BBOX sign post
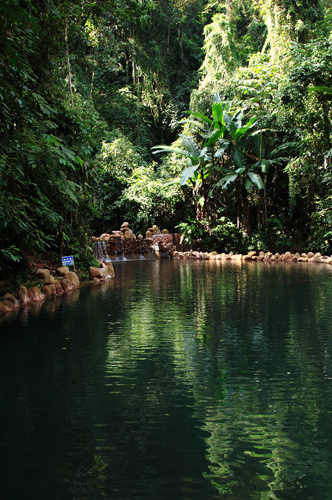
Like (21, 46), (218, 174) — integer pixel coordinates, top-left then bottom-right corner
(62, 255), (75, 271)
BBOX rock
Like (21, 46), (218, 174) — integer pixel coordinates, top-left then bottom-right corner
(89, 266), (104, 280)
(124, 230), (133, 240)
(106, 263), (114, 276)
(301, 253), (308, 258)
(45, 274), (55, 284)
(28, 287), (45, 302)
(36, 268), (50, 280)
(146, 230), (152, 238)
(275, 253), (281, 259)
(284, 251), (292, 260)
(64, 272), (79, 288)
(54, 280), (64, 295)
(100, 233), (112, 241)
(243, 255), (252, 261)
(2, 293), (20, 308)
(308, 252), (315, 258)
(2, 299), (17, 311)
(61, 279), (72, 292)
(294, 252), (301, 259)
(0, 301), (13, 313)
(56, 266), (69, 276)
(121, 222), (129, 228)
(41, 285), (56, 299)
(257, 255), (265, 261)
(248, 251), (256, 257)
(15, 286), (30, 305)
(162, 229), (169, 234)
(266, 252), (273, 259)
(137, 234), (143, 240)
(313, 252), (322, 261)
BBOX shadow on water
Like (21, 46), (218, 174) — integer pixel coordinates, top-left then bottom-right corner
(1, 260), (332, 499)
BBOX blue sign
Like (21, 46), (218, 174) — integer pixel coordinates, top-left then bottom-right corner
(62, 255), (74, 267)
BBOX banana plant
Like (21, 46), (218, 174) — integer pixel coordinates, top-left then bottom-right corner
(152, 93), (265, 230)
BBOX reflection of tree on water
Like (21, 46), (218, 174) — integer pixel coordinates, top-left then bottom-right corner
(3, 260), (331, 499)
(77, 261), (332, 499)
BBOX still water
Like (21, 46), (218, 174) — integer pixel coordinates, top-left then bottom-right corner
(1, 259), (332, 500)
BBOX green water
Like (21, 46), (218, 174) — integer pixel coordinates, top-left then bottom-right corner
(1, 259), (332, 500)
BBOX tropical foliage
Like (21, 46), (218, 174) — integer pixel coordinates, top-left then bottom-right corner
(1, 0), (332, 275)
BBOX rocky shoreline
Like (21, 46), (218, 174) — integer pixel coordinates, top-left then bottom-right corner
(0, 262), (116, 321)
(1, 245), (330, 322)
(171, 250), (332, 262)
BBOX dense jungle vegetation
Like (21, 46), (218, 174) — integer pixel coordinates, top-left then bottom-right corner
(1, 0), (332, 276)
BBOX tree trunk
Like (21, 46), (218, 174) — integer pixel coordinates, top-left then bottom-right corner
(65, 20), (74, 106)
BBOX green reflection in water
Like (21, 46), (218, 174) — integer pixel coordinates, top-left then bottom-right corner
(1, 260), (332, 499)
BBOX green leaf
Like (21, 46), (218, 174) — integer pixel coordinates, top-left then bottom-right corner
(261, 159), (270, 173)
(244, 178), (253, 190)
(308, 86), (332, 94)
(152, 145), (189, 156)
(180, 165), (199, 185)
(188, 111), (212, 125)
(215, 141), (229, 158)
(233, 147), (245, 169)
(180, 135), (200, 159)
(205, 128), (224, 147)
(247, 172), (264, 190)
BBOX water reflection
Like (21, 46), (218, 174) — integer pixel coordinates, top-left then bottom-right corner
(1, 260), (332, 499)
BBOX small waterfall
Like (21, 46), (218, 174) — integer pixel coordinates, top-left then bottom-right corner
(120, 240), (127, 261)
(94, 241), (109, 262)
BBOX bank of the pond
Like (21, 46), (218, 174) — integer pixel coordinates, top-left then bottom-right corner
(171, 249), (331, 263)
(1, 248), (330, 322)
(0, 262), (116, 321)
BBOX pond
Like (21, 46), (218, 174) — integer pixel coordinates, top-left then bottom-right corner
(1, 259), (332, 500)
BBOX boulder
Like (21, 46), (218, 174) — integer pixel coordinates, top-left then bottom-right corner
(162, 229), (169, 234)
(36, 268), (50, 280)
(124, 230), (133, 240)
(89, 266), (104, 280)
(2, 293), (20, 308)
(308, 252), (315, 258)
(64, 272), (80, 288)
(313, 252), (322, 261)
(15, 286), (30, 306)
(28, 287), (45, 302)
(248, 251), (256, 257)
(41, 284), (56, 298)
(56, 266), (69, 276)
(54, 280), (64, 295)
(45, 274), (55, 284)
(243, 255), (252, 261)
(61, 279), (72, 292)
(0, 301), (13, 313)
(2, 299), (17, 311)
(100, 233), (112, 241)
(146, 230), (152, 238)
(121, 222), (129, 228)
(106, 263), (114, 276)
(284, 251), (292, 260)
